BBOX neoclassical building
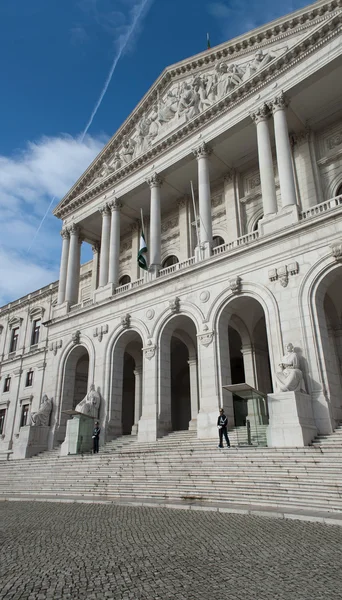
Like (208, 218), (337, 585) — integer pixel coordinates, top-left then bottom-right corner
(1, 0), (342, 457)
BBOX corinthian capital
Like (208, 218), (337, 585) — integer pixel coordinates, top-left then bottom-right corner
(269, 91), (289, 113)
(99, 203), (111, 216)
(192, 142), (212, 160)
(69, 223), (80, 235)
(146, 173), (163, 188)
(60, 227), (70, 240)
(250, 103), (270, 124)
(109, 197), (122, 211)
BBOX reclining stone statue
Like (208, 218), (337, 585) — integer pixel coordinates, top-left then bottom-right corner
(275, 343), (306, 393)
(30, 394), (53, 426)
(74, 384), (101, 418)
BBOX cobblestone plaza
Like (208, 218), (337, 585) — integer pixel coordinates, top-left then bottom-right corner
(1, 501), (342, 600)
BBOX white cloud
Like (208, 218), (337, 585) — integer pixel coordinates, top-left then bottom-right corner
(0, 134), (106, 305)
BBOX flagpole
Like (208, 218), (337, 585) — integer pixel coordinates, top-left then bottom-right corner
(190, 180), (200, 247)
(140, 208), (145, 237)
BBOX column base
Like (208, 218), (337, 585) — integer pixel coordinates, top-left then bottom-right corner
(197, 410), (218, 439)
(137, 416), (157, 443)
(93, 283), (114, 303)
(52, 301), (70, 318)
(259, 204), (300, 236)
(188, 418), (197, 431)
(266, 391), (317, 447)
(131, 424), (138, 435)
(148, 264), (160, 279)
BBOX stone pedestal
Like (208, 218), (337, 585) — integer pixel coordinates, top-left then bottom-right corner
(259, 204), (300, 236)
(60, 413), (94, 456)
(12, 425), (50, 459)
(93, 284), (114, 303)
(266, 391), (317, 447)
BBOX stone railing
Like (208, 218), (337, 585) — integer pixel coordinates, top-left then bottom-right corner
(301, 194), (342, 220)
(159, 256), (196, 277)
(115, 278), (144, 296)
(213, 231), (259, 256)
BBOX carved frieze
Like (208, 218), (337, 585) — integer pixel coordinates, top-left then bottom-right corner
(93, 325), (109, 342)
(169, 297), (180, 313)
(268, 261), (299, 286)
(161, 216), (179, 233)
(228, 276), (242, 294)
(330, 240), (342, 261)
(198, 331), (214, 347)
(71, 330), (81, 345)
(327, 132), (342, 151)
(121, 314), (131, 329)
(212, 193), (224, 208)
(49, 340), (62, 356)
(143, 340), (156, 360)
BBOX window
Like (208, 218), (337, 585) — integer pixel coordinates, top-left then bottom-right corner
(9, 327), (19, 353)
(336, 184), (342, 197)
(119, 275), (131, 286)
(31, 319), (41, 346)
(212, 236), (225, 248)
(0, 409), (6, 435)
(162, 255), (179, 268)
(253, 216), (263, 232)
(25, 370), (34, 387)
(3, 377), (11, 393)
(20, 404), (29, 428)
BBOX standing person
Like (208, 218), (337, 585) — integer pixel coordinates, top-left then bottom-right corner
(217, 408), (230, 448)
(92, 421), (101, 454)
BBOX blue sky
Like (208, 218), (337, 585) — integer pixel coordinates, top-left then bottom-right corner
(0, 0), (309, 304)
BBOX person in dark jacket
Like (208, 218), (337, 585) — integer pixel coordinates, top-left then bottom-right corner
(92, 421), (101, 454)
(217, 408), (230, 448)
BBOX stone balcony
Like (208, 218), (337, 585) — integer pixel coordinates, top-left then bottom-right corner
(52, 194), (342, 321)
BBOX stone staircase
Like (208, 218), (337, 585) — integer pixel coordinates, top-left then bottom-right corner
(1, 427), (342, 514)
(311, 422), (342, 447)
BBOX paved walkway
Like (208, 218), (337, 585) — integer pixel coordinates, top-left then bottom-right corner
(1, 501), (342, 600)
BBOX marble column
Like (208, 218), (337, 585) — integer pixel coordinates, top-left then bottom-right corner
(146, 173), (162, 275)
(108, 198), (122, 286)
(193, 142), (213, 255)
(98, 204), (111, 287)
(65, 224), (81, 305)
(270, 93), (297, 208)
(130, 221), (140, 280)
(57, 228), (70, 304)
(250, 104), (277, 216)
(131, 366), (143, 435)
(91, 243), (100, 293)
(240, 344), (257, 388)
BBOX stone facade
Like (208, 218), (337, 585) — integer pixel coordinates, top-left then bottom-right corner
(1, 0), (342, 456)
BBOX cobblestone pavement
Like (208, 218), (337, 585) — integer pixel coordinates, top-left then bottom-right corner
(1, 502), (342, 600)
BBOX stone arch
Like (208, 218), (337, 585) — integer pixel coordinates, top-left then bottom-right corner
(157, 313), (199, 435)
(325, 171), (342, 200)
(212, 288), (275, 427)
(107, 328), (144, 441)
(299, 255), (342, 432)
(151, 301), (204, 339)
(53, 343), (91, 445)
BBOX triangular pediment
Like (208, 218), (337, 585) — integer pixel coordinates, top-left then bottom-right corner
(55, 0), (342, 218)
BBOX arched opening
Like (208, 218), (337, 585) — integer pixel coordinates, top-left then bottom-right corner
(315, 265), (342, 424)
(58, 345), (90, 443)
(335, 183), (342, 197)
(162, 255), (179, 268)
(253, 215), (263, 232)
(171, 337), (191, 431)
(159, 315), (198, 436)
(217, 296), (272, 441)
(212, 235), (225, 248)
(119, 275), (131, 286)
(109, 332), (143, 439)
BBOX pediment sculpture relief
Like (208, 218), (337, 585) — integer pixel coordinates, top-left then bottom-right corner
(89, 45), (288, 188)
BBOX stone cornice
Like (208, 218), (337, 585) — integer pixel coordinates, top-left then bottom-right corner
(54, 4), (342, 219)
(0, 284), (58, 317)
